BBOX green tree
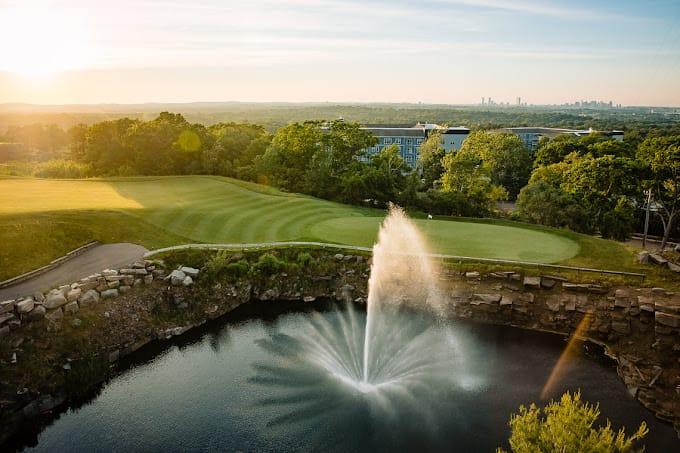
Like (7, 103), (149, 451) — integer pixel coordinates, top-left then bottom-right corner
(236, 134), (272, 181)
(440, 148), (507, 216)
(257, 121), (323, 193)
(561, 154), (639, 240)
(534, 135), (587, 166)
(68, 123), (88, 161)
(205, 122), (266, 176)
(363, 144), (408, 205)
(637, 135), (680, 249)
(417, 131), (446, 189)
(82, 118), (139, 173)
(458, 131), (532, 198)
(515, 181), (592, 233)
(498, 391), (648, 453)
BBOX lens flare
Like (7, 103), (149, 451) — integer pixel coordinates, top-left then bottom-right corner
(540, 314), (592, 399)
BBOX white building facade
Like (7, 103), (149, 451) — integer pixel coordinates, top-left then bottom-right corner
(360, 123), (470, 167)
(502, 127), (624, 152)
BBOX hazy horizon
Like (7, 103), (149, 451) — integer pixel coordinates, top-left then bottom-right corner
(1, 0), (679, 106)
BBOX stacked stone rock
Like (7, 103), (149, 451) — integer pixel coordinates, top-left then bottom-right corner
(0, 260), (166, 336)
(449, 272), (680, 348)
(637, 250), (680, 273)
(166, 266), (199, 287)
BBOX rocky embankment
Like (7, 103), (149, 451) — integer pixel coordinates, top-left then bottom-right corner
(1, 249), (679, 446)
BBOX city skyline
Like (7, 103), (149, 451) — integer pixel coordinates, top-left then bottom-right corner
(0, 0), (679, 106)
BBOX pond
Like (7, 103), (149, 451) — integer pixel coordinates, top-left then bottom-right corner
(14, 301), (678, 452)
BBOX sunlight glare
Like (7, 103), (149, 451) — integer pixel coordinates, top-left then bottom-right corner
(0, 5), (94, 78)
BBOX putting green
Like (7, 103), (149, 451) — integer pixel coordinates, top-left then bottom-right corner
(310, 216), (579, 263)
(1, 175), (583, 279)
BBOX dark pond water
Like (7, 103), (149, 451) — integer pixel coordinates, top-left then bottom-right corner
(14, 301), (679, 452)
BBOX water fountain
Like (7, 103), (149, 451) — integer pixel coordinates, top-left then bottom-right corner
(250, 205), (467, 447)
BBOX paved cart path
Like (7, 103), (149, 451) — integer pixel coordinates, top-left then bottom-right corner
(0, 243), (148, 301)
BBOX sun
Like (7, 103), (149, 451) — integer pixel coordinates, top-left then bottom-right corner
(0, 5), (93, 79)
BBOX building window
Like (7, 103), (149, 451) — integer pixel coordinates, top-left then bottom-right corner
(394, 138), (402, 144)
(383, 137), (392, 144)
(406, 138), (412, 145)
(415, 138), (423, 144)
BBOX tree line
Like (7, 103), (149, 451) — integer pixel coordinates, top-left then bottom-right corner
(3, 112), (678, 247)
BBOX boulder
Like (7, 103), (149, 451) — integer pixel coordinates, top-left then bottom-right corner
(119, 285), (131, 294)
(465, 271), (480, 279)
(648, 254), (668, 266)
(26, 305), (46, 322)
(57, 285), (70, 296)
(120, 268), (148, 275)
(66, 288), (82, 302)
(44, 291), (68, 309)
(107, 280), (120, 289)
(133, 278), (143, 287)
(78, 280), (99, 292)
(640, 303), (655, 314)
(169, 269), (186, 286)
(143, 274), (153, 285)
(32, 291), (45, 303)
(101, 289), (119, 299)
(180, 266), (199, 278)
(675, 244), (680, 253)
(45, 308), (64, 322)
(540, 277), (556, 289)
(16, 298), (35, 314)
(78, 289), (100, 306)
(0, 300), (15, 314)
(614, 297), (630, 309)
(637, 251), (650, 264)
(182, 276), (193, 287)
(562, 283), (590, 292)
(101, 269), (118, 276)
(523, 276), (541, 288)
(334, 254), (344, 261)
(64, 301), (79, 315)
(655, 312), (680, 328)
(654, 300), (680, 315)
(303, 296), (316, 303)
(0, 312), (16, 326)
(668, 262), (680, 273)
(545, 297), (561, 312)
(499, 296), (513, 307)
(471, 293), (502, 305)
(0, 325), (9, 337)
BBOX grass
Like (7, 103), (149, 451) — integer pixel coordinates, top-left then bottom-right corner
(0, 175), (667, 283)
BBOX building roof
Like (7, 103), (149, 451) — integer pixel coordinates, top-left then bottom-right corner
(362, 127), (426, 137)
(502, 127), (622, 137)
(362, 124), (470, 137)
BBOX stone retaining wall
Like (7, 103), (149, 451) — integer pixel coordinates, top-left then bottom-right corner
(1, 251), (679, 446)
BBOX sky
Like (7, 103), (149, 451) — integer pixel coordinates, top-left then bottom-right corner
(0, 0), (679, 106)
